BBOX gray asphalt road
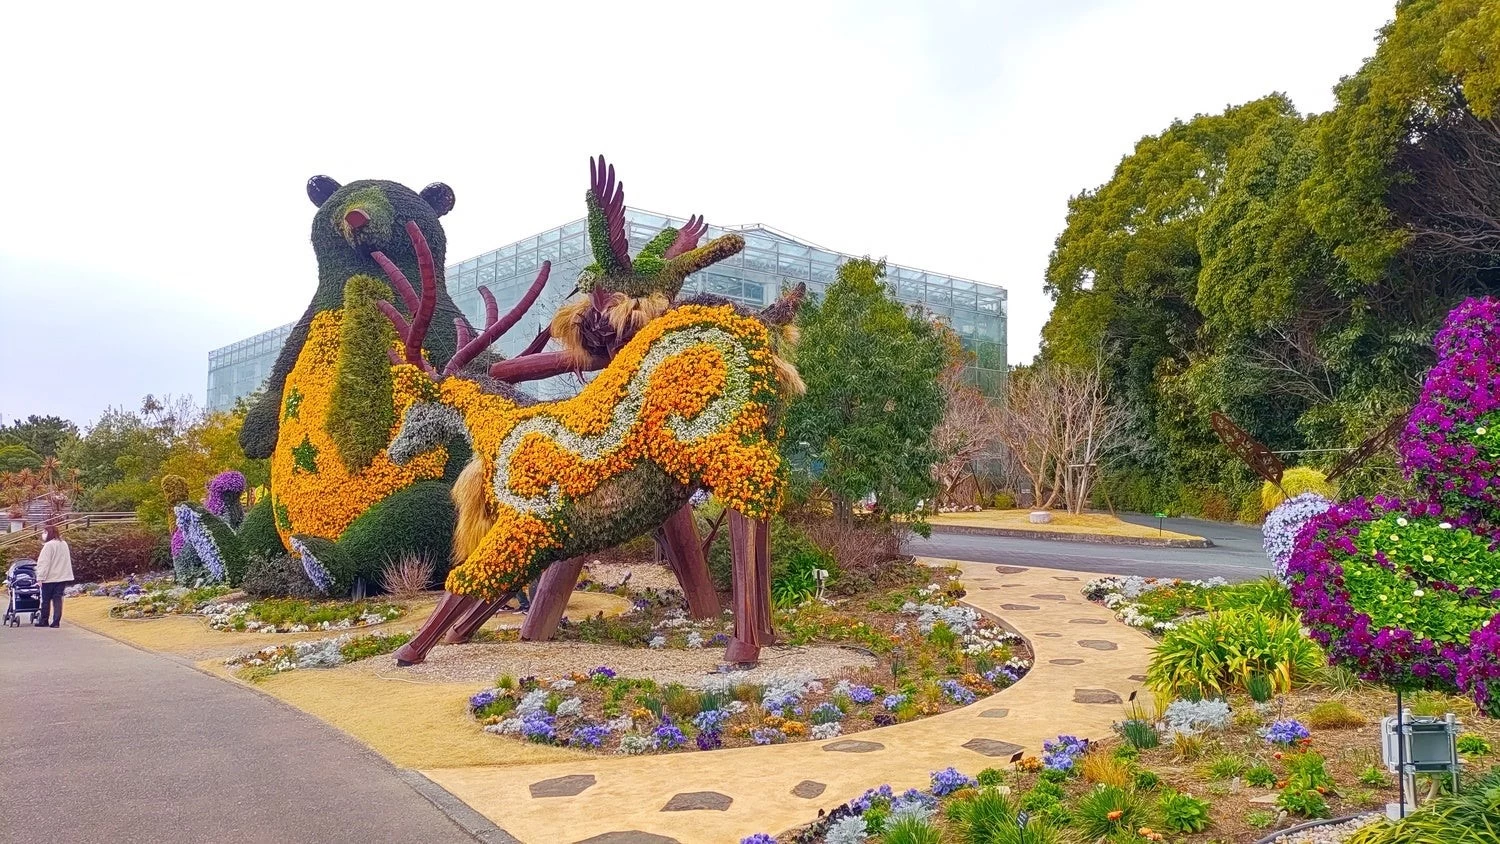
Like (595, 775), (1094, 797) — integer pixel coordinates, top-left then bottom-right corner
(0, 622), (481, 844)
(911, 513), (1272, 583)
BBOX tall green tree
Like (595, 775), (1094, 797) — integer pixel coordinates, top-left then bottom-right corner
(1039, 1), (1500, 517)
(0, 445), (43, 474)
(786, 258), (946, 520)
(0, 414), (78, 457)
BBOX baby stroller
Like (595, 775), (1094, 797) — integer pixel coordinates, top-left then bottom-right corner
(5, 560), (42, 627)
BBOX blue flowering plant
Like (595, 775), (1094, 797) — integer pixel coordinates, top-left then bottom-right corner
(1261, 719), (1312, 746)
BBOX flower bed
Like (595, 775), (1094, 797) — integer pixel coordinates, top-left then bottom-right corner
(200, 597), (404, 633)
(466, 566), (1032, 754)
(769, 684), (1499, 843)
(107, 584), (235, 619)
(1082, 575), (1232, 632)
(225, 631), (413, 680)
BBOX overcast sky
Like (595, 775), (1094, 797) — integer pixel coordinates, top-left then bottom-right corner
(0, 0), (1396, 428)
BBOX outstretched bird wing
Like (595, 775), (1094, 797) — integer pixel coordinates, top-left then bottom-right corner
(586, 155), (632, 275)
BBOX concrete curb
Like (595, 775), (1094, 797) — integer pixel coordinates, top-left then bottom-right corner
(929, 523), (1213, 548)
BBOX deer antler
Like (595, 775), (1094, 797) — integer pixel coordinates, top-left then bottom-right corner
(443, 262), (551, 376)
(373, 221), (439, 374)
(374, 219), (554, 378)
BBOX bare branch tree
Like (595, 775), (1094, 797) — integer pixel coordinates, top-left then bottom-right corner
(929, 364), (995, 507)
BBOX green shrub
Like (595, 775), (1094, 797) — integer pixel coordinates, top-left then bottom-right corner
(1245, 765), (1277, 788)
(338, 631), (412, 661)
(949, 787), (1069, 844)
(1283, 751), (1335, 793)
(990, 491), (1017, 510)
(1210, 576), (1297, 619)
(1457, 734), (1492, 756)
(6, 523), (171, 581)
(1158, 789), (1212, 833)
(1358, 765), (1388, 786)
(772, 542), (836, 608)
(878, 816), (941, 844)
(1346, 769), (1500, 844)
(1204, 754), (1249, 779)
(242, 552), (321, 598)
(1277, 787), (1330, 818)
(1119, 718), (1160, 749)
(1132, 769), (1162, 791)
(1246, 672), (1275, 703)
(1306, 700), (1367, 729)
(975, 767), (1005, 787)
(1147, 608), (1323, 697)
(335, 481), (456, 586)
(237, 497), (284, 559)
(1246, 809), (1277, 829)
(1074, 784), (1149, 839)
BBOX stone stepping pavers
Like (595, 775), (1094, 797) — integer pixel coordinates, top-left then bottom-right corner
(531, 773), (596, 797)
(823, 739), (884, 753)
(420, 561), (1156, 844)
(792, 780), (826, 798)
(576, 833), (680, 844)
(1129, 674), (1148, 682)
(962, 738), (1024, 757)
(662, 792), (732, 812)
(1074, 688), (1124, 704)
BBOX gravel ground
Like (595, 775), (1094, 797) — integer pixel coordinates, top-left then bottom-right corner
(578, 560), (682, 593)
(347, 640), (879, 687)
(1271, 814), (1382, 844)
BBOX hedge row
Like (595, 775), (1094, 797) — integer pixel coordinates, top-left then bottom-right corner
(5, 524), (171, 582)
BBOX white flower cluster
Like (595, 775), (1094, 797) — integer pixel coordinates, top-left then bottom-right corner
(1162, 698), (1232, 735)
(810, 722), (842, 740)
(1085, 575), (1228, 631)
(1262, 493), (1334, 583)
(223, 634), (357, 675)
(200, 602), (399, 633)
(901, 600), (1017, 654)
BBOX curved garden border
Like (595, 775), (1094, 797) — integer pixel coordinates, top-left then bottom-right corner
(930, 523), (1213, 548)
(1252, 813), (1371, 844)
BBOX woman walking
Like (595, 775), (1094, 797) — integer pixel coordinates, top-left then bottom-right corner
(35, 522), (73, 628)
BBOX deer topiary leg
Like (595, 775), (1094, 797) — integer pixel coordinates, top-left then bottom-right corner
(392, 591), (483, 666)
(655, 504), (720, 619)
(724, 511), (773, 664)
(519, 556), (588, 641)
(440, 590), (518, 644)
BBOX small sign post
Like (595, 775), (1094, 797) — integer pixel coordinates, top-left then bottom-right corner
(1153, 511), (1167, 536)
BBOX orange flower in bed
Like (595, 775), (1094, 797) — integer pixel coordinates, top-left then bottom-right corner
(1107, 810), (1124, 821)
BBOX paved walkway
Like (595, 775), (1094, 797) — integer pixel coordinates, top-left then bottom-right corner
(419, 560), (1154, 843)
(0, 619), (485, 844)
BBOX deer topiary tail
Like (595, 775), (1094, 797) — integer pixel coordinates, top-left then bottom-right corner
(451, 456), (496, 566)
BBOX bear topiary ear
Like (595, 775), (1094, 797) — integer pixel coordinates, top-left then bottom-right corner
(307, 175), (341, 207)
(421, 182), (456, 217)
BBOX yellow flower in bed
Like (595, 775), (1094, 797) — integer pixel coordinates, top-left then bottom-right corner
(781, 721), (808, 738)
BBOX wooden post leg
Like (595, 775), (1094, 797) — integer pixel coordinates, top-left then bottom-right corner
(724, 511), (764, 665)
(393, 591), (482, 666)
(655, 504), (721, 619)
(519, 556), (586, 641)
(441, 590), (518, 644)
(753, 515), (774, 641)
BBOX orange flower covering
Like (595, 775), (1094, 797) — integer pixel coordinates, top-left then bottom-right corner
(270, 311), (448, 548)
(436, 304), (786, 600)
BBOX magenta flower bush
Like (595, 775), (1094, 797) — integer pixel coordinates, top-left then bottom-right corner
(1398, 297), (1500, 519)
(1288, 298), (1500, 716)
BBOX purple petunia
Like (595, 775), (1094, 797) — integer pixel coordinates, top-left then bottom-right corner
(930, 767), (977, 796)
(470, 689), (498, 709)
(205, 470), (246, 517)
(653, 722), (687, 749)
(569, 722), (611, 748)
(590, 666), (616, 680)
(845, 684), (875, 704)
(1262, 719), (1311, 745)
